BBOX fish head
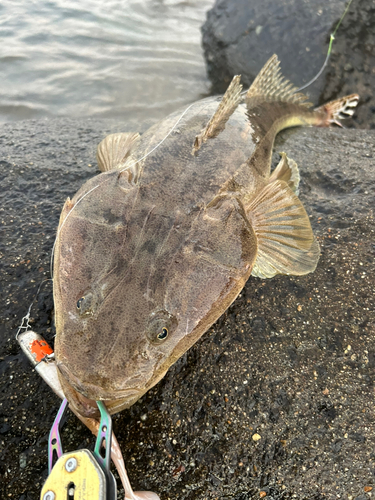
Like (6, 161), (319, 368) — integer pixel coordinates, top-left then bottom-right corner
(53, 171), (182, 417)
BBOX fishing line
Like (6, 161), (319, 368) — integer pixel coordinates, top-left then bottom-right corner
(118, 100), (200, 174)
(16, 279), (53, 338)
(239, 0), (354, 97)
(49, 183), (101, 279)
(297, 0), (354, 92)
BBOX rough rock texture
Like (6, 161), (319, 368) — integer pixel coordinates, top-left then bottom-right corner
(0, 118), (374, 500)
(202, 0), (375, 129)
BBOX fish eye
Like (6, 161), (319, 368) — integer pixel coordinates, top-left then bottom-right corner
(157, 327), (168, 341)
(146, 310), (177, 344)
(77, 297), (85, 309)
(75, 293), (96, 316)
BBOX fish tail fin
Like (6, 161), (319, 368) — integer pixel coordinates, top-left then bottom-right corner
(245, 54), (312, 108)
(314, 94), (359, 127)
(246, 55), (359, 128)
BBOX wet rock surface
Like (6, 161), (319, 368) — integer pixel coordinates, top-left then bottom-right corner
(0, 118), (374, 499)
(202, 0), (375, 128)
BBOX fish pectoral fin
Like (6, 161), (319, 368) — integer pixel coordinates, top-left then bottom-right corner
(96, 132), (140, 172)
(269, 152), (300, 195)
(193, 75), (243, 154)
(245, 54), (312, 108)
(247, 179), (320, 279)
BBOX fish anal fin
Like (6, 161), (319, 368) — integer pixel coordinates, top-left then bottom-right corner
(96, 132), (140, 172)
(246, 55), (312, 109)
(193, 75), (243, 154)
(269, 152), (300, 195)
(247, 179), (320, 279)
(315, 93), (359, 127)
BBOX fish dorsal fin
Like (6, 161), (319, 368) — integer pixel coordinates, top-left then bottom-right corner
(269, 152), (300, 195)
(246, 55), (311, 108)
(96, 132), (140, 172)
(193, 75), (243, 154)
(247, 179), (320, 279)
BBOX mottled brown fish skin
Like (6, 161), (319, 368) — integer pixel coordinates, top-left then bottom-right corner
(53, 56), (358, 418)
(54, 99), (259, 417)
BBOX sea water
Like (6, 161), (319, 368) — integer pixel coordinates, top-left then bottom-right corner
(0, 0), (213, 123)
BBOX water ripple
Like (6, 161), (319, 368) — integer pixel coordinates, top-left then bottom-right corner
(0, 0), (212, 123)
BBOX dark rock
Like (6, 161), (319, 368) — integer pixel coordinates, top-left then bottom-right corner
(202, 0), (375, 128)
(0, 118), (374, 499)
(0, 423), (10, 434)
(350, 432), (366, 443)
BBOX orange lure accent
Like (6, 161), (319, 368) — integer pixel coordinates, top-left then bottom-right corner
(30, 339), (53, 363)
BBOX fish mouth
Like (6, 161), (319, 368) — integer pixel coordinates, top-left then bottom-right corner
(57, 362), (142, 418)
